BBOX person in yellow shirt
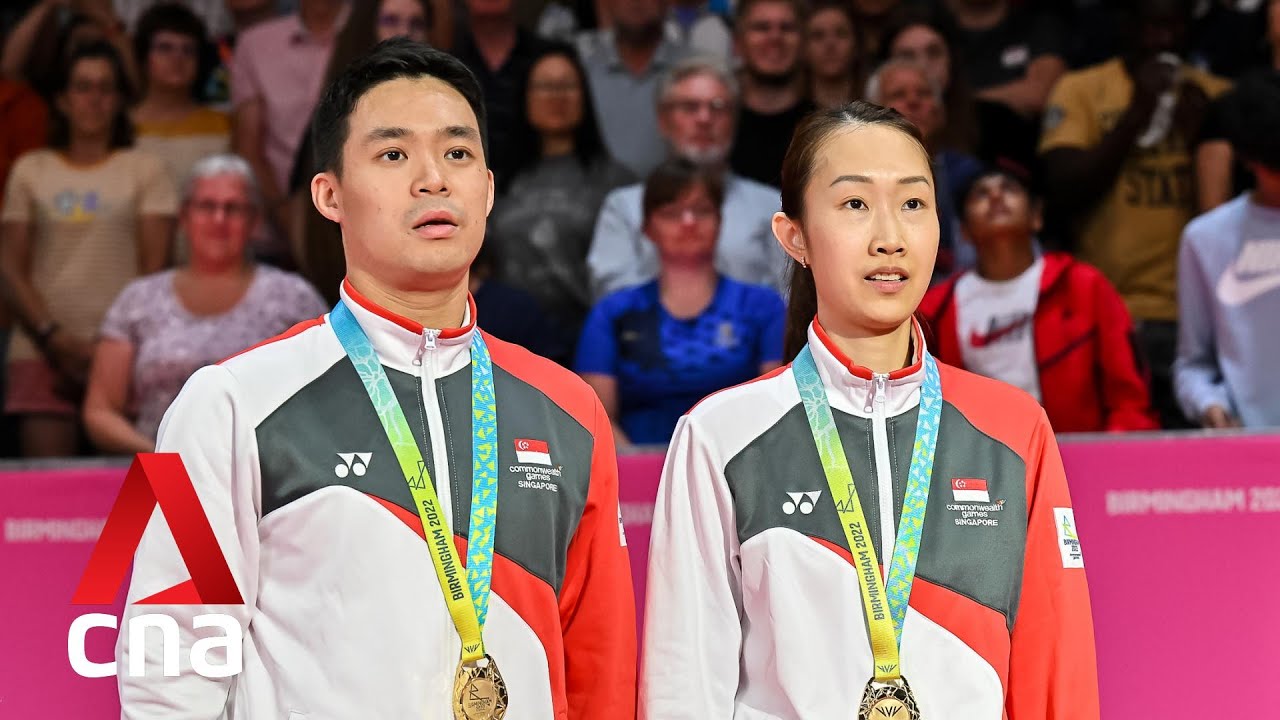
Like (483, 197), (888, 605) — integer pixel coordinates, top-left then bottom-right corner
(1039, 0), (1229, 429)
(131, 4), (231, 193)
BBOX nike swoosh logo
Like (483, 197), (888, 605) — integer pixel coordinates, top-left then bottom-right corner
(1217, 269), (1280, 306)
(969, 316), (1031, 348)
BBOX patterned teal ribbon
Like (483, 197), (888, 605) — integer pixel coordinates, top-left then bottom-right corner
(331, 301), (498, 660)
(793, 345), (941, 673)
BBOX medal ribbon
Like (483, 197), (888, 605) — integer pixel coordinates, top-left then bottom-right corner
(792, 346), (941, 682)
(332, 302), (498, 665)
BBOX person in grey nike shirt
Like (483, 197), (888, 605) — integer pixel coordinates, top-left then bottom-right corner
(1175, 71), (1280, 429)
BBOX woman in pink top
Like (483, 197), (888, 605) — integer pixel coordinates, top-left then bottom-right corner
(83, 154), (326, 454)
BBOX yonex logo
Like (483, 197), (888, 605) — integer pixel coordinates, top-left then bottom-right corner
(783, 490), (822, 515)
(334, 452), (372, 478)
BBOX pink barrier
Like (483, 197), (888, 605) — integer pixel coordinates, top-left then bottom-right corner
(3, 433), (1279, 717)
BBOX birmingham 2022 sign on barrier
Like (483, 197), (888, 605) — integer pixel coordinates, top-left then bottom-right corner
(1, 432), (1278, 717)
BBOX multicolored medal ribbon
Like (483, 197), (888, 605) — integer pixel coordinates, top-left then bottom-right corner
(792, 345), (942, 720)
(331, 302), (507, 719)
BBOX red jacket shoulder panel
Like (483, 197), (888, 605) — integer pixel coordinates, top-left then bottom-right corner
(937, 362), (1044, 462)
(482, 330), (599, 432)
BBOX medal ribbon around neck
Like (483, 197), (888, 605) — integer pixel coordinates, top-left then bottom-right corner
(331, 301), (499, 665)
(792, 344), (942, 682)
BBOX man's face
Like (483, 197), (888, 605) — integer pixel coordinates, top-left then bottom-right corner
(963, 173), (1040, 245)
(314, 76), (493, 292)
(658, 73), (736, 166)
(737, 1), (802, 82)
(1135, 1), (1189, 59)
(878, 65), (941, 140)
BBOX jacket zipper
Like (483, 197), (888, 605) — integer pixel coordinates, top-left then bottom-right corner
(868, 373), (896, 576)
(413, 327), (457, 696)
(412, 328), (452, 529)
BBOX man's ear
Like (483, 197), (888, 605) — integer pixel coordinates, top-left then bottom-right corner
(311, 171), (342, 224)
(772, 211), (807, 264)
(485, 168), (494, 216)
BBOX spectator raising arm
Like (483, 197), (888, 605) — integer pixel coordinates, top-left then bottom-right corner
(1, 0), (61, 82)
(1040, 57), (1173, 212)
(976, 53), (1066, 117)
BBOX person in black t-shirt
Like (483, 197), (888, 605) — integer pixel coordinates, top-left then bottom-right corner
(943, 0), (1066, 118)
(452, 0), (547, 182)
(728, 0), (815, 187)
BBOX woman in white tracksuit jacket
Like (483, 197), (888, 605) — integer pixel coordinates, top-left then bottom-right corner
(640, 102), (1100, 719)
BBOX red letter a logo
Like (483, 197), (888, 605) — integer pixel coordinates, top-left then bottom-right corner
(72, 453), (243, 605)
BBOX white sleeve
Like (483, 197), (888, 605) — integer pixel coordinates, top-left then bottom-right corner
(639, 414), (743, 719)
(117, 364), (261, 719)
(586, 189), (647, 299)
(1173, 233), (1232, 421)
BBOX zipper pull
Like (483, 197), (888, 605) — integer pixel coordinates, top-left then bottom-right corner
(865, 373), (887, 413)
(875, 374), (888, 405)
(413, 328), (440, 366)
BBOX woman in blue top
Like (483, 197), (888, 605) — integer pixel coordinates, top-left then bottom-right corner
(576, 158), (786, 446)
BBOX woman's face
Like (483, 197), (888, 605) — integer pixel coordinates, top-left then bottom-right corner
(890, 24), (950, 93)
(645, 184), (721, 266)
(526, 54), (584, 138)
(377, 0), (429, 43)
(147, 30), (199, 94)
(776, 124), (938, 335)
(59, 57), (121, 140)
(805, 8), (856, 81)
(181, 174), (258, 268)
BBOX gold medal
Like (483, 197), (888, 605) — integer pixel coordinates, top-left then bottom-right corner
(858, 677), (921, 720)
(452, 655), (508, 720)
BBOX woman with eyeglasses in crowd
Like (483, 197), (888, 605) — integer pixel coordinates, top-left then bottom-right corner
(488, 41), (634, 363)
(131, 3), (230, 210)
(83, 154), (325, 454)
(576, 158), (785, 448)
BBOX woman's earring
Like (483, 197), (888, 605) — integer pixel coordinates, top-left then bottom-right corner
(800, 256), (809, 268)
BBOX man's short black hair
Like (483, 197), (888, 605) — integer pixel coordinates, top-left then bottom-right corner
(311, 38), (488, 177)
(1225, 71), (1280, 173)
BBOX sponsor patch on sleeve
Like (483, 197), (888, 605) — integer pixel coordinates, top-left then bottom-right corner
(1053, 507), (1084, 568)
(1043, 105), (1066, 132)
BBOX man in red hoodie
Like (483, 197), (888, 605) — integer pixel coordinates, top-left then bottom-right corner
(919, 165), (1159, 433)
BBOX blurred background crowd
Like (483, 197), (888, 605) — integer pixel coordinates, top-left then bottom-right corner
(1, 0), (1278, 459)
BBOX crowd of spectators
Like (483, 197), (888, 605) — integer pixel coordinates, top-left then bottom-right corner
(1, 0), (1278, 457)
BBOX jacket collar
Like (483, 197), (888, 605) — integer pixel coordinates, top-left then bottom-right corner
(805, 316), (929, 419)
(338, 278), (476, 377)
(1037, 250), (1074, 296)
